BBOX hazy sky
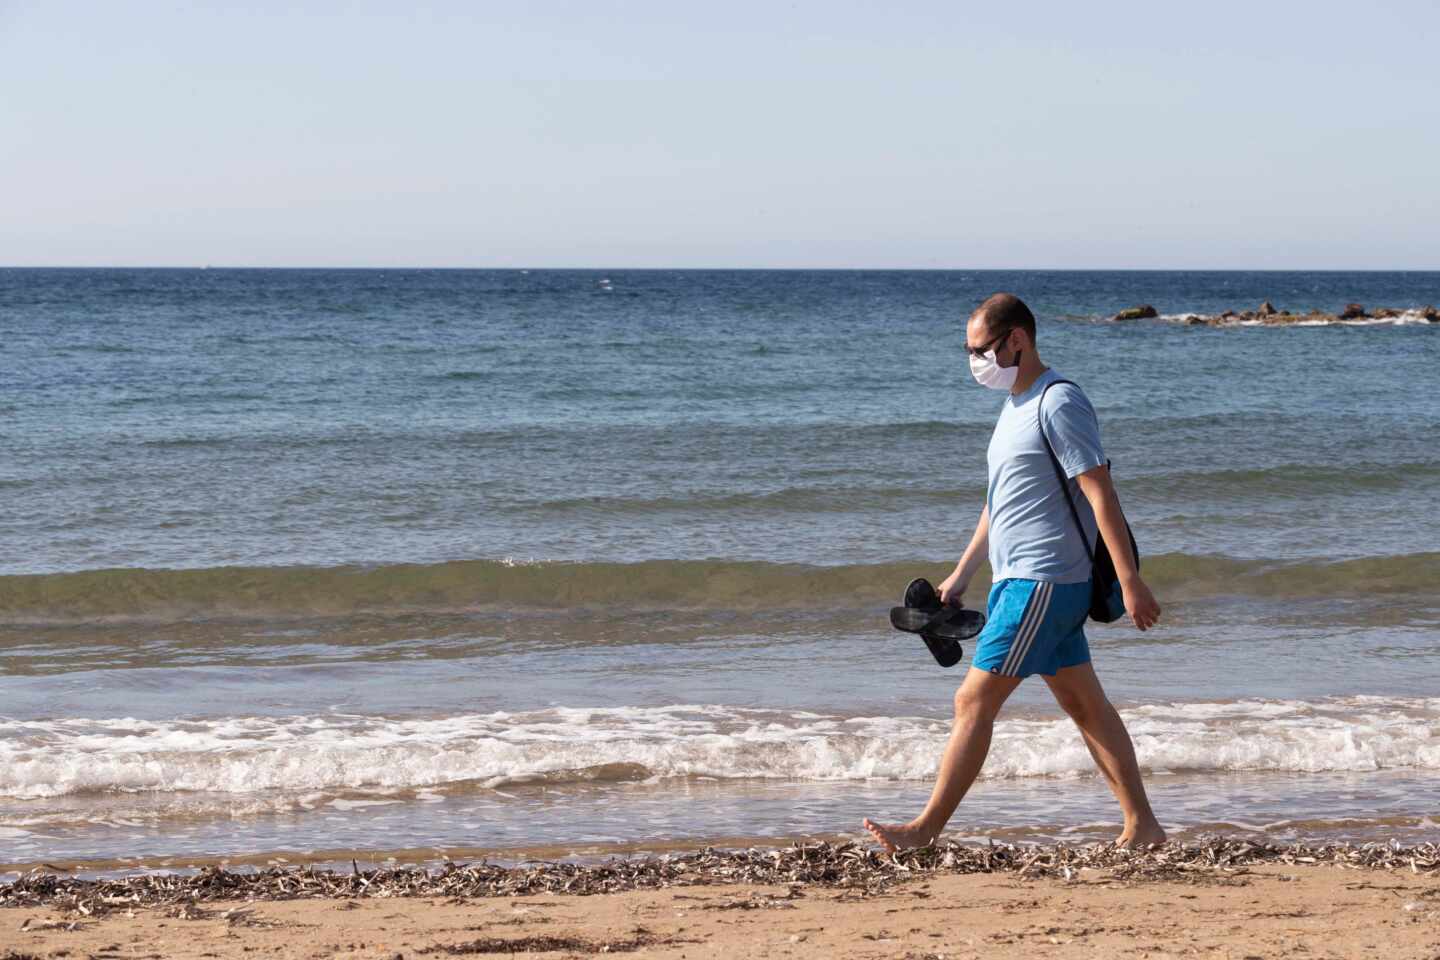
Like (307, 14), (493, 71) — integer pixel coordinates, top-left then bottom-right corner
(2, 1), (1437, 269)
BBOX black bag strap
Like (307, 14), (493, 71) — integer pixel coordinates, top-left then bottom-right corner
(1037, 378), (1096, 562)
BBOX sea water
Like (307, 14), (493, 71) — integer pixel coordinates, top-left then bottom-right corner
(1, 268), (1437, 872)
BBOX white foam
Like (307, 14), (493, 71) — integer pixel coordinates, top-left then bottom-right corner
(1, 697), (1437, 800)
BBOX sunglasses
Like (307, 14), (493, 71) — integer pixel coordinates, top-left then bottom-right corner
(965, 327), (1014, 359)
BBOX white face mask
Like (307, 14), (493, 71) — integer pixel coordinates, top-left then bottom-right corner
(970, 349), (1019, 391)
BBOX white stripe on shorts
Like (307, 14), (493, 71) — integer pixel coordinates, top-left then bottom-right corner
(1000, 581), (1053, 677)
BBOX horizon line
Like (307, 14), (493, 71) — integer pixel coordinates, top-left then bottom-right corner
(4, 265), (1440, 273)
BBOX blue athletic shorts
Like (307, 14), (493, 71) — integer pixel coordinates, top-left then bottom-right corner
(972, 578), (1092, 678)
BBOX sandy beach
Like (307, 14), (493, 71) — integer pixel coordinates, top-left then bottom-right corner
(6, 864), (1439, 959)
(5, 843), (1439, 959)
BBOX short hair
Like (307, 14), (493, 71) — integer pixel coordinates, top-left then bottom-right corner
(973, 293), (1036, 343)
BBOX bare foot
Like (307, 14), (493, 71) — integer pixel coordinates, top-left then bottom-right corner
(862, 818), (937, 854)
(1115, 820), (1167, 850)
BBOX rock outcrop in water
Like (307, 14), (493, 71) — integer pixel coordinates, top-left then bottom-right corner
(1121, 301), (1440, 326)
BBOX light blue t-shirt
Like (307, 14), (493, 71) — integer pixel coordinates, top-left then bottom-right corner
(985, 369), (1106, 584)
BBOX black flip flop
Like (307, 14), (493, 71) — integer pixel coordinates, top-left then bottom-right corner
(888, 577), (984, 668)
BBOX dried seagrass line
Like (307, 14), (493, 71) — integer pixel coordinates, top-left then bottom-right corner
(3, 839), (1436, 916)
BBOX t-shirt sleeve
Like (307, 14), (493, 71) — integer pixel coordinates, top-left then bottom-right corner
(1040, 384), (1105, 478)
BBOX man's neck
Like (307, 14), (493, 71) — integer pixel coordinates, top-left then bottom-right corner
(1010, 355), (1049, 396)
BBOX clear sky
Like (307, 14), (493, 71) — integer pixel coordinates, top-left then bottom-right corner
(2, 1), (1437, 269)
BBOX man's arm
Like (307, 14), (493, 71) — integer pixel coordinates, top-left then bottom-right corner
(1074, 466), (1161, 631)
(937, 505), (989, 606)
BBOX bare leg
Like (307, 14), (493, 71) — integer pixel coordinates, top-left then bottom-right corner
(863, 668), (1022, 852)
(1044, 661), (1166, 848)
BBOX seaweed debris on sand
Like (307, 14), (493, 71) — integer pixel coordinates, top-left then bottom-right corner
(4, 839), (1437, 914)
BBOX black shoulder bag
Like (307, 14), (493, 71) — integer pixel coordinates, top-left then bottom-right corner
(1037, 379), (1139, 624)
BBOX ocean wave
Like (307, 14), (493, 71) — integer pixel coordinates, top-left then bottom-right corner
(522, 485), (986, 515)
(516, 462), (1440, 511)
(2, 699), (1436, 801)
(1, 552), (1436, 623)
(1125, 461), (1440, 498)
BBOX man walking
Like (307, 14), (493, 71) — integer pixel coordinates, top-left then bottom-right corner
(864, 293), (1166, 851)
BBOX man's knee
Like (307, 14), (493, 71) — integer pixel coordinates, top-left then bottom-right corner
(1052, 685), (1108, 727)
(953, 682), (1007, 722)
(1045, 664), (1112, 727)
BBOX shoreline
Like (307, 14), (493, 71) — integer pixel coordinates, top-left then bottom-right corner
(4, 840), (1437, 959)
(6, 838), (1435, 905)
(6, 815), (1440, 881)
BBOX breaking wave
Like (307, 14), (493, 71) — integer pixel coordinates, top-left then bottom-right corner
(1, 552), (1437, 623)
(2, 698), (1437, 801)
